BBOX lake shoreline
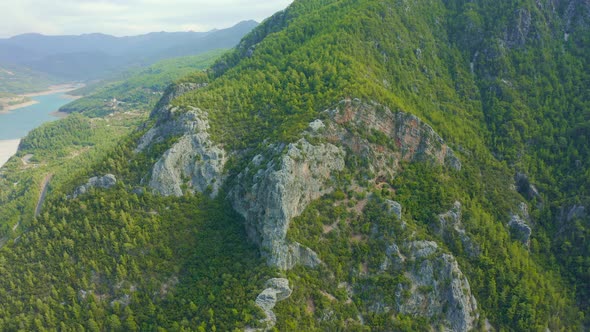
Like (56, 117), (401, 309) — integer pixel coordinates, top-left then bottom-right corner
(0, 84), (83, 114)
(22, 83), (85, 98)
(0, 88), (79, 144)
(0, 100), (40, 114)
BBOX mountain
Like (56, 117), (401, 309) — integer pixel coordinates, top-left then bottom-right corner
(0, 0), (588, 331)
(58, 49), (227, 117)
(0, 20), (258, 83)
(0, 63), (63, 94)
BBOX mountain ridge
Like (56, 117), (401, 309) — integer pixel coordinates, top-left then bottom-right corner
(0, 0), (587, 330)
(0, 20), (258, 83)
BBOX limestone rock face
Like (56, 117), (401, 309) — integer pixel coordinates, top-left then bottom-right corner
(138, 107), (226, 198)
(322, 99), (461, 174)
(509, 215), (532, 246)
(397, 241), (479, 332)
(138, 96), (472, 328)
(230, 138), (345, 269)
(563, 0), (590, 34)
(71, 174), (117, 199)
(320, 100), (461, 235)
(509, 202), (532, 246)
(505, 8), (532, 48)
(144, 98), (460, 272)
(384, 200), (403, 220)
(230, 99), (460, 270)
(251, 278), (292, 331)
(437, 201), (480, 257)
(308, 119), (325, 131)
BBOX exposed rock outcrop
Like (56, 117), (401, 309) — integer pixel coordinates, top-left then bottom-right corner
(563, 0), (590, 36)
(230, 138), (345, 269)
(323, 99), (461, 172)
(230, 99), (461, 270)
(70, 174), (117, 199)
(565, 204), (586, 222)
(250, 278), (292, 331)
(509, 202), (532, 246)
(437, 201), (480, 257)
(384, 199), (402, 220)
(396, 241), (479, 332)
(505, 8), (533, 48)
(139, 107), (226, 198)
(143, 98), (460, 270)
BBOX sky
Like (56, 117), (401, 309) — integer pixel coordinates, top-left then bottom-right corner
(0, 0), (294, 38)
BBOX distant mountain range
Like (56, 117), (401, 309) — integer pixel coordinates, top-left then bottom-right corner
(0, 20), (258, 84)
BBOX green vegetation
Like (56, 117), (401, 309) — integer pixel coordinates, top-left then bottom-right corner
(172, 0), (588, 328)
(0, 114), (133, 237)
(0, 0), (588, 330)
(0, 47), (227, 238)
(0, 64), (61, 94)
(59, 50), (226, 117)
(0, 165), (271, 331)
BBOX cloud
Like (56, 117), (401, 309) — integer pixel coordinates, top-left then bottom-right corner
(0, 0), (293, 37)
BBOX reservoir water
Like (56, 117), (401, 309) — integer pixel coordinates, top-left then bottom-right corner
(0, 92), (73, 140)
(0, 92), (74, 168)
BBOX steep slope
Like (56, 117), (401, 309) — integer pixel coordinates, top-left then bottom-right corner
(448, 0), (590, 312)
(0, 0), (588, 331)
(143, 0), (587, 329)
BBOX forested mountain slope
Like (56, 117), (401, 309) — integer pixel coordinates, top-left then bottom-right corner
(0, 0), (588, 331)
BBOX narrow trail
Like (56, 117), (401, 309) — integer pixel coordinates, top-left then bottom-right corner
(35, 173), (53, 217)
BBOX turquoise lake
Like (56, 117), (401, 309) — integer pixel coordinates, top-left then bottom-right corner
(0, 92), (73, 140)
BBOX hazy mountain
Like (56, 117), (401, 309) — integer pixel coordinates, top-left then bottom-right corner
(0, 20), (258, 81)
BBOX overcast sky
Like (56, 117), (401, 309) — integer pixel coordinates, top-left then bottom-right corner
(0, 0), (294, 38)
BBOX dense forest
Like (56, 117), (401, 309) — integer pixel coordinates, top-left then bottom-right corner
(0, 50), (224, 238)
(0, 0), (588, 330)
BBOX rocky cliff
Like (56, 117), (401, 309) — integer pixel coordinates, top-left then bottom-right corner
(140, 97), (479, 329)
(395, 241), (479, 332)
(137, 106), (226, 198)
(248, 278), (292, 331)
(509, 202), (533, 247)
(229, 138), (345, 269)
(142, 98), (462, 270)
(229, 99), (461, 269)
